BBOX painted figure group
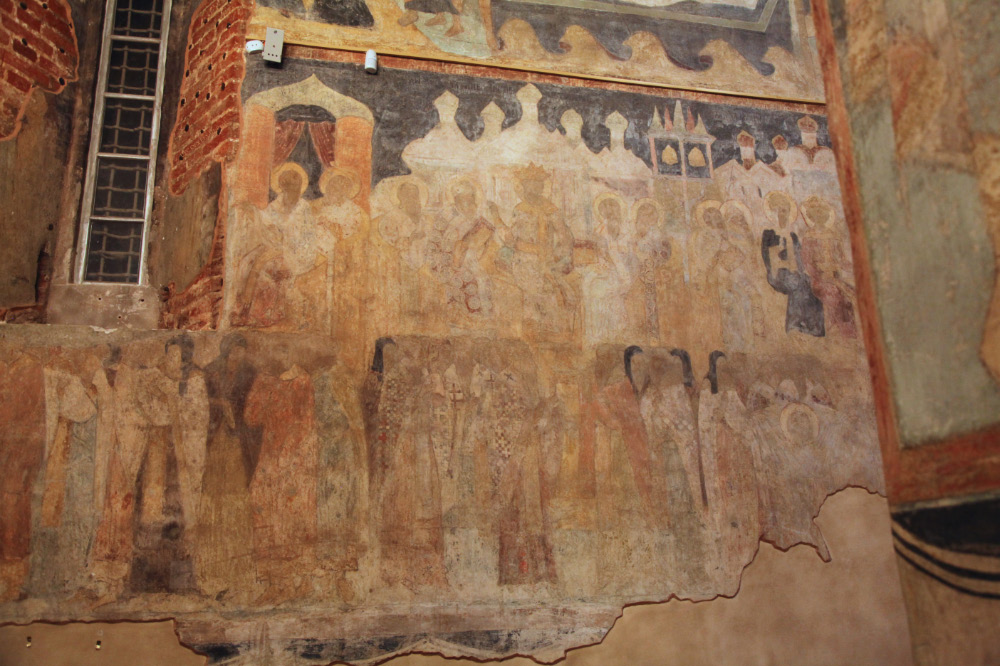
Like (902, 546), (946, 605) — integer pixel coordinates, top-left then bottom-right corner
(0, 325), (881, 609)
(0, 86), (879, 616)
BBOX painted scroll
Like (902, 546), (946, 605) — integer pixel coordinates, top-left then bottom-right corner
(0, 58), (879, 664)
(248, 0), (825, 102)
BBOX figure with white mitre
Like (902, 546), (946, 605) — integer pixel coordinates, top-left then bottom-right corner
(715, 131), (782, 220)
(787, 115), (835, 172)
(786, 116), (838, 201)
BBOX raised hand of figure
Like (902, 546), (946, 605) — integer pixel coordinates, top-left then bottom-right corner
(762, 229), (780, 248)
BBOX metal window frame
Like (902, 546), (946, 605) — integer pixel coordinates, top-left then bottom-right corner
(74, 0), (172, 285)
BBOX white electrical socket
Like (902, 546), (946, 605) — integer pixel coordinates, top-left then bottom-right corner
(245, 39), (264, 54)
(263, 27), (284, 63)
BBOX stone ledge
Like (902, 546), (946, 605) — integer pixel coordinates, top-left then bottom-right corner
(46, 283), (160, 329)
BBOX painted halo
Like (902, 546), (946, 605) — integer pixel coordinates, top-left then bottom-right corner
(393, 175), (429, 207)
(270, 162), (309, 197)
(780, 402), (820, 444)
(694, 199), (723, 228)
(801, 195), (835, 229)
(593, 191), (628, 235)
(319, 166), (362, 200)
(764, 190), (799, 229)
(721, 199), (754, 238)
(445, 175), (484, 209)
(631, 197), (664, 225)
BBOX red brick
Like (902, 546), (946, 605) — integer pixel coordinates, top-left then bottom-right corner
(2, 11), (30, 36)
(40, 6), (71, 39)
(15, 6), (40, 29)
(5, 68), (32, 93)
(203, 131), (230, 156)
(48, 0), (70, 22)
(30, 35), (54, 58)
(37, 55), (68, 83)
(12, 55), (58, 88)
(168, 0), (249, 194)
(12, 39), (37, 62)
(40, 23), (74, 54)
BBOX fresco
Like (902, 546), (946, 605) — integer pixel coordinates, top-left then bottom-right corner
(0, 60), (881, 663)
(248, 0), (825, 102)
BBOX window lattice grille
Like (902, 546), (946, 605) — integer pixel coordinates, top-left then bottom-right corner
(92, 157), (149, 217)
(113, 0), (164, 38)
(100, 98), (155, 155)
(78, 0), (171, 283)
(107, 41), (160, 97)
(85, 221), (144, 283)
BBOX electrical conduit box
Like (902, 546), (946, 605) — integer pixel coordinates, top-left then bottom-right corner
(263, 27), (284, 63)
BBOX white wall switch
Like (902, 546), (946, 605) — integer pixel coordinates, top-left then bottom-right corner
(263, 27), (284, 63)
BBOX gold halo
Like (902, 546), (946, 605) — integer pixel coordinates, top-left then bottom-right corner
(445, 175), (484, 209)
(593, 192), (627, 223)
(631, 197), (663, 224)
(319, 166), (361, 200)
(780, 402), (819, 443)
(270, 162), (309, 197)
(801, 195), (835, 229)
(393, 176), (429, 207)
(764, 190), (798, 228)
(694, 199), (723, 227)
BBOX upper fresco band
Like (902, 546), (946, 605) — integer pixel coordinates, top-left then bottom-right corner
(249, 0), (826, 102)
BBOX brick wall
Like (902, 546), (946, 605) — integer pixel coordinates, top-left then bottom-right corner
(0, 0), (78, 139)
(166, 0), (250, 195)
